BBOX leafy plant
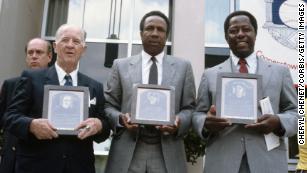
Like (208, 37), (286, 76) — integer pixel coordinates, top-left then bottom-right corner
(184, 129), (206, 165)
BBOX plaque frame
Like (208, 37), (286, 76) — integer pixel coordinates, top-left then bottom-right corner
(131, 84), (175, 125)
(42, 85), (89, 135)
(216, 73), (262, 124)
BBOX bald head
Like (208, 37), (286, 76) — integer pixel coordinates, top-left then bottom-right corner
(25, 38), (52, 69)
(55, 24), (86, 44)
(53, 24), (87, 73)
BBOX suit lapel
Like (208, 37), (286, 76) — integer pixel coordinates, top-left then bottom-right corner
(77, 73), (89, 87)
(161, 55), (176, 86)
(77, 73), (93, 101)
(217, 58), (233, 73)
(44, 66), (60, 85)
(257, 57), (272, 90)
(128, 54), (142, 84)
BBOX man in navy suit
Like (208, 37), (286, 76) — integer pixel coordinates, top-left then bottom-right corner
(0, 38), (52, 173)
(4, 24), (110, 173)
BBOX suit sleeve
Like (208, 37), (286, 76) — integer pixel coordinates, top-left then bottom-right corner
(0, 81), (8, 129)
(176, 62), (196, 137)
(192, 71), (212, 140)
(104, 60), (123, 133)
(276, 67), (299, 137)
(5, 72), (34, 141)
(89, 82), (111, 143)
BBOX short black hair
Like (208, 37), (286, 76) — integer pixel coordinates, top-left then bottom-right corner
(139, 10), (170, 36)
(224, 10), (258, 35)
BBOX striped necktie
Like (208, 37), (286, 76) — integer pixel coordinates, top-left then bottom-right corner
(64, 75), (73, 86)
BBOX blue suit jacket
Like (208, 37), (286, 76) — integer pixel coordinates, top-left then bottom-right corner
(5, 66), (110, 173)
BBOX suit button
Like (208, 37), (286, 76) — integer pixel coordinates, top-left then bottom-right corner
(12, 147), (16, 151)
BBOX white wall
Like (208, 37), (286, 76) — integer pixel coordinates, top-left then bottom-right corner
(0, 0), (45, 83)
(172, 0), (205, 88)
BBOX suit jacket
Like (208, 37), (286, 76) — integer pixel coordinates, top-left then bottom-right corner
(4, 66), (110, 173)
(104, 54), (196, 173)
(0, 77), (20, 173)
(192, 57), (298, 173)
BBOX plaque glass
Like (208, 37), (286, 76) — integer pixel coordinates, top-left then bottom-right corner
(43, 85), (89, 135)
(216, 73), (262, 124)
(131, 84), (175, 125)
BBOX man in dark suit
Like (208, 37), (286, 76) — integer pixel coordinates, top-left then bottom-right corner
(104, 11), (196, 173)
(193, 11), (298, 173)
(0, 38), (52, 173)
(4, 24), (110, 173)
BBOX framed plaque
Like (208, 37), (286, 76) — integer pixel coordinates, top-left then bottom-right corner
(216, 73), (262, 124)
(131, 84), (175, 125)
(42, 85), (89, 135)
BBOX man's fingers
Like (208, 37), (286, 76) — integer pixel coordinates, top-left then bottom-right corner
(46, 122), (58, 138)
(75, 121), (87, 130)
(77, 118), (103, 140)
(78, 129), (88, 139)
(30, 119), (58, 140)
(159, 125), (177, 134)
(209, 105), (216, 115)
(174, 116), (180, 127)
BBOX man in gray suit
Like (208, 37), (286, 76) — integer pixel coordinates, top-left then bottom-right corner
(104, 11), (196, 173)
(193, 11), (298, 173)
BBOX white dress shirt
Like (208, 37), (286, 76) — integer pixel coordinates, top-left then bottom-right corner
(141, 50), (164, 85)
(55, 61), (78, 86)
(231, 51), (257, 74)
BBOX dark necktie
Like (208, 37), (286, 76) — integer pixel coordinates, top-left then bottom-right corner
(64, 75), (73, 86)
(238, 58), (248, 73)
(148, 57), (158, 84)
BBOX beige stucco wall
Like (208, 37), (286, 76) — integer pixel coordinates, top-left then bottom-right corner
(172, 1), (205, 172)
(172, 0), (205, 88)
(0, 0), (44, 83)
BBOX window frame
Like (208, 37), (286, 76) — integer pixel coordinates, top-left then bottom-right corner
(41, 0), (172, 57)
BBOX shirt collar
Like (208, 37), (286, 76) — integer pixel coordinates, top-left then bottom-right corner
(141, 50), (164, 65)
(231, 51), (256, 67)
(55, 61), (78, 86)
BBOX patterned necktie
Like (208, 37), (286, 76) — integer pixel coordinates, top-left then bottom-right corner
(238, 58), (248, 73)
(64, 75), (73, 86)
(148, 57), (158, 84)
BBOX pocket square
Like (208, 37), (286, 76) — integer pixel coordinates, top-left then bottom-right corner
(89, 97), (96, 106)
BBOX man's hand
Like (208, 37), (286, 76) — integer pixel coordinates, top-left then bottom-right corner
(76, 118), (103, 140)
(245, 114), (283, 135)
(204, 105), (232, 133)
(30, 119), (58, 140)
(119, 113), (139, 132)
(157, 116), (180, 135)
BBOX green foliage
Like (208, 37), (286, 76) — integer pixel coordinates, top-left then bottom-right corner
(184, 129), (206, 165)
